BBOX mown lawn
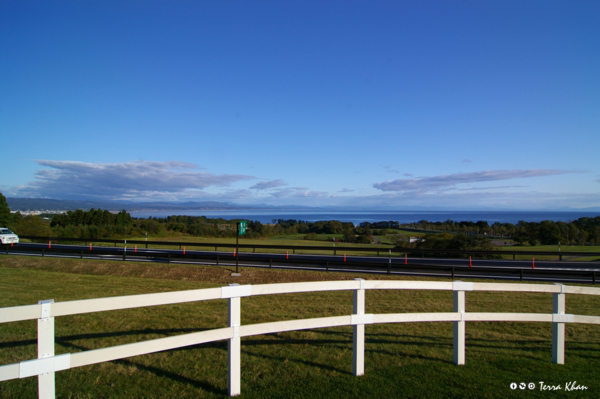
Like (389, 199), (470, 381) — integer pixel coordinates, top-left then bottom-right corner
(494, 245), (600, 262)
(1, 256), (599, 398)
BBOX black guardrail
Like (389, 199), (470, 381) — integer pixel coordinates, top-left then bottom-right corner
(17, 236), (600, 260)
(2, 243), (598, 284)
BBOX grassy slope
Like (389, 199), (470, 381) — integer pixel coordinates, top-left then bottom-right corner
(1, 256), (599, 398)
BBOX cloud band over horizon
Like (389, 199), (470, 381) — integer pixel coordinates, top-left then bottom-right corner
(373, 169), (579, 193)
(2, 160), (598, 210)
(10, 160), (255, 201)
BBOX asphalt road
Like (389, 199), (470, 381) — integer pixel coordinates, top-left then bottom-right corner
(4, 243), (600, 285)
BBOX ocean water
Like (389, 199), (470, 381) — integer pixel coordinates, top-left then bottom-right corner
(129, 210), (600, 226)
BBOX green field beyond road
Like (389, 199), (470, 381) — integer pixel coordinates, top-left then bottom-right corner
(29, 233), (599, 262)
(0, 256), (599, 398)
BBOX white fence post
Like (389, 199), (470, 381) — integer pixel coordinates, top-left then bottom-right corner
(228, 285), (241, 397)
(353, 278), (365, 376)
(38, 299), (55, 399)
(453, 281), (472, 365)
(552, 284), (566, 364)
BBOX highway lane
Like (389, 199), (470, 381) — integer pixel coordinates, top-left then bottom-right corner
(9, 242), (599, 270)
(3, 243), (599, 284)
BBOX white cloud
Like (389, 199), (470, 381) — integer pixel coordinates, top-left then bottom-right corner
(6, 161), (598, 210)
(249, 179), (287, 190)
(270, 187), (328, 198)
(12, 160), (255, 200)
(374, 169), (577, 193)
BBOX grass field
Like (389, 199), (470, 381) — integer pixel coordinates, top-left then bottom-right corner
(495, 245), (600, 262)
(1, 256), (599, 398)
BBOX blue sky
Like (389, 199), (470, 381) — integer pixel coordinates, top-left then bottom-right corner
(1, 1), (599, 209)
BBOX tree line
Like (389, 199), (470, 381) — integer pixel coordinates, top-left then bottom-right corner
(1, 191), (598, 246)
(400, 218), (600, 246)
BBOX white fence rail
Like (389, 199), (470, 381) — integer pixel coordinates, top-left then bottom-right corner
(1, 280), (600, 398)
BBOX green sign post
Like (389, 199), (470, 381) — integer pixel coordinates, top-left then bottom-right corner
(235, 221), (247, 273)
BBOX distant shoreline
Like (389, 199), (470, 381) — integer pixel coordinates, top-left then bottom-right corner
(129, 210), (599, 226)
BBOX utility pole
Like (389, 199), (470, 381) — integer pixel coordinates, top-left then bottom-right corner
(236, 222), (240, 274)
(234, 221), (247, 274)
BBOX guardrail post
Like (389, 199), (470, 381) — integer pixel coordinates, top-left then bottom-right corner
(453, 281), (472, 365)
(38, 299), (55, 399)
(552, 284), (566, 364)
(353, 279), (366, 376)
(228, 284), (241, 396)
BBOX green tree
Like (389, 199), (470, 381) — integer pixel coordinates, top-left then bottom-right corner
(0, 191), (10, 226)
(15, 215), (52, 237)
(538, 221), (561, 245)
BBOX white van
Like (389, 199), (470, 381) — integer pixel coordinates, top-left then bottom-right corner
(0, 228), (19, 244)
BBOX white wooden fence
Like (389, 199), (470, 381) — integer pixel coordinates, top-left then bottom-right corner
(1, 279), (599, 398)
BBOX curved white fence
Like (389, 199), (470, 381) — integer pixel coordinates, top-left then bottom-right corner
(1, 279), (599, 398)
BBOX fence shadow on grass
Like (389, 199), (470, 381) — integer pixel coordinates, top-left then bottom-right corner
(4, 324), (599, 395)
(54, 335), (228, 396)
(0, 327), (220, 351)
(242, 349), (351, 375)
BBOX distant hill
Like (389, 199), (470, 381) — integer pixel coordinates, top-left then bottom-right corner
(6, 198), (250, 212)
